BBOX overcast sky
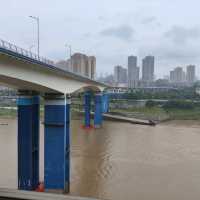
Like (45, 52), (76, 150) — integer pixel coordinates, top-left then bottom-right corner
(1, 0), (200, 78)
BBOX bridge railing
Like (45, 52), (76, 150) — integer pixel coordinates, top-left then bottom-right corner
(0, 39), (98, 81)
(0, 39), (54, 66)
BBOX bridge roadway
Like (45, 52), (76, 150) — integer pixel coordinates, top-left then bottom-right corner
(0, 189), (100, 200)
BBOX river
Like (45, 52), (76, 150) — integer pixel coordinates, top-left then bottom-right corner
(1, 118), (200, 200)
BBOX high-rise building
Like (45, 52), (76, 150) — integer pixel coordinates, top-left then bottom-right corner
(71, 53), (86, 75)
(186, 65), (195, 83)
(88, 56), (96, 80)
(170, 67), (185, 83)
(128, 56), (139, 88)
(170, 70), (176, 82)
(114, 65), (127, 86)
(55, 53), (96, 79)
(142, 56), (155, 85)
(70, 53), (96, 79)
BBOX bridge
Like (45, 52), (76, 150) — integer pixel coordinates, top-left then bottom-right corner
(0, 39), (110, 194)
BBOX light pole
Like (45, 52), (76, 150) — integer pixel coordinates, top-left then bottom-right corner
(65, 44), (72, 71)
(29, 16), (40, 58)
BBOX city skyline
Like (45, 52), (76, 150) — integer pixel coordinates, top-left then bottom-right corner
(99, 56), (197, 81)
(101, 54), (197, 87)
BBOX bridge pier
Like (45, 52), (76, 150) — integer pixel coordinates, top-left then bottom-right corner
(102, 93), (110, 113)
(17, 94), (40, 191)
(83, 92), (91, 128)
(94, 93), (103, 128)
(44, 94), (70, 193)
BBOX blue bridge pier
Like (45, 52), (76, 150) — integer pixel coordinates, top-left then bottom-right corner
(94, 93), (103, 128)
(44, 94), (70, 193)
(17, 91), (109, 194)
(83, 92), (92, 128)
(102, 93), (110, 114)
(83, 92), (107, 129)
(17, 91), (40, 191)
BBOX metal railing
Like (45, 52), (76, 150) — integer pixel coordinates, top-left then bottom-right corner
(0, 39), (99, 82)
(0, 39), (54, 65)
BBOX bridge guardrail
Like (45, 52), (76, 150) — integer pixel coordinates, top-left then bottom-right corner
(0, 39), (54, 66)
(0, 39), (99, 82)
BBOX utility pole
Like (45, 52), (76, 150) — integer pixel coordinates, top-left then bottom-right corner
(29, 16), (40, 58)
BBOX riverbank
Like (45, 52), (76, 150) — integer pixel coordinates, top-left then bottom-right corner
(1, 106), (200, 122)
(0, 107), (16, 118)
(109, 106), (200, 122)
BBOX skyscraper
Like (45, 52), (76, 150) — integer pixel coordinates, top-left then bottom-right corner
(128, 56), (139, 88)
(88, 56), (96, 80)
(70, 53), (96, 79)
(114, 65), (127, 86)
(142, 56), (154, 86)
(56, 53), (96, 79)
(170, 67), (185, 83)
(186, 65), (195, 84)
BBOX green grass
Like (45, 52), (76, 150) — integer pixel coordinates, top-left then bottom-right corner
(110, 106), (200, 121)
(165, 108), (200, 120)
(0, 106), (199, 121)
(110, 107), (169, 121)
(0, 108), (17, 118)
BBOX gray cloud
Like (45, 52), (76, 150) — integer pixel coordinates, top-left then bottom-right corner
(155, 47), (200, 63)
(1, 0), (200, 77)
(98, 16), (107, 22)
(141, 16), (157, 25)
(100, 25), (134, 41)
(164, 26), (200, 44)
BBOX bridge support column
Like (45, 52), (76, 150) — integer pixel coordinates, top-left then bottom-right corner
(84, 92), (91, 128)
(102, 93), (110, 113)
(44, 94), (70, 193)
(94, 93), (103, 128)
(17, 94), (40, 190)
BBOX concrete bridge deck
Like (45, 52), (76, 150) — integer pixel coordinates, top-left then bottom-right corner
(0, 39), (108, 94)
(0, 189), (100, 200)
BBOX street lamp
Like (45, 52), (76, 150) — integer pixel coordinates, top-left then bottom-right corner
(29, 16), (40, 58)
(65, 44), (72, 71)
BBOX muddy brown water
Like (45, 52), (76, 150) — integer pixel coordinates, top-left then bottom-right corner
(1, 118), (200, 200)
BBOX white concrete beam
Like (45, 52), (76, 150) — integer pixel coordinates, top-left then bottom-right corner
(0, 54), (106, 94)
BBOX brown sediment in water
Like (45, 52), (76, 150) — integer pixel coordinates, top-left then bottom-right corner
(1, 118), (200, 200)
